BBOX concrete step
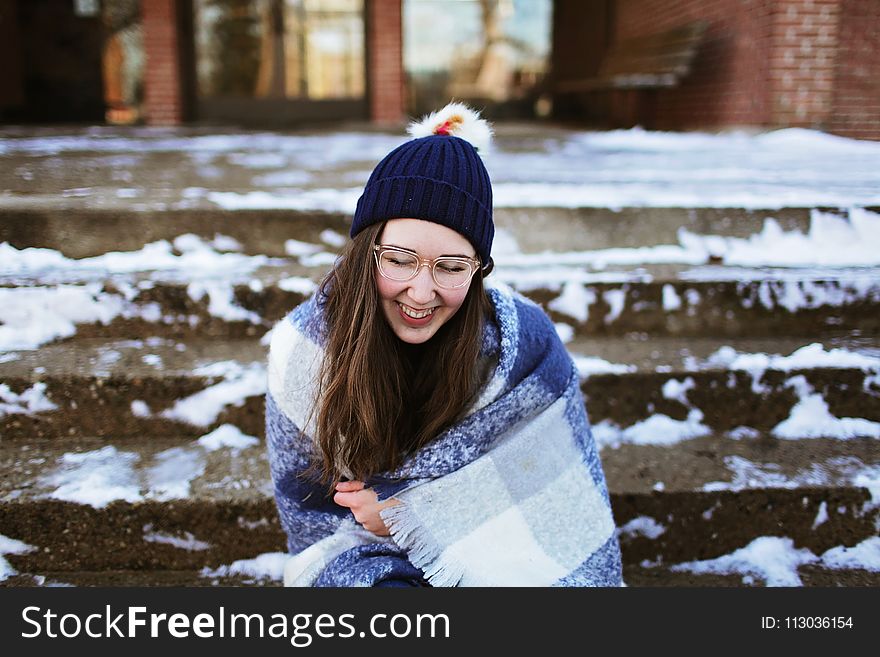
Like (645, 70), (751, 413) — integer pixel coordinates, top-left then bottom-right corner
(1, 436), (271, 505)
(1, 425), (876, 586)
(4, 564), (878, 587)
(622, 563), (880, 587)
(0, 497), (284, 577)
(2, 485), (876, 586)
(8, 430), (874, 502)
(0, 208), (350, 259)
(566, 333), (879, 372)
(2, 121), (879, 223)
(1, 206), (848, 258)
(7, 429), (872, 501)
(2, 336), (878, 439)
(1, 570), (282, 587)
(2, 273), (878, 347)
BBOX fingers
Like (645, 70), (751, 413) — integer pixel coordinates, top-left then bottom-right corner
(333, 490), (357, 508)
(332, 486), (395, 537)
(335, 480), (365, 492)
(333, 486), (376, 509)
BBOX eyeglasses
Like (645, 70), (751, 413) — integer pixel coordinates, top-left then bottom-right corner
(373, 244), (481, 290)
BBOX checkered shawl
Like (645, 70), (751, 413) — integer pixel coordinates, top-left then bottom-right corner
(266, 283), (623, 587)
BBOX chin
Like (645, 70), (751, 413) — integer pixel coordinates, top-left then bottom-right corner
(392, 326), (439, 344)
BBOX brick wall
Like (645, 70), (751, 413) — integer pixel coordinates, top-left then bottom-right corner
(827, 0), (880, 140)
(768, 0), (840, 128)
(143, 0), (184, 125)
(614, 0), (775, 129)
(612, 0), (879, 139)
(366, 0), (405, 125)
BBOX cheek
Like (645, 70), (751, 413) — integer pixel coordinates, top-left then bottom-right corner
(439, 287), (469, 313)
(375, 271), (401, 302)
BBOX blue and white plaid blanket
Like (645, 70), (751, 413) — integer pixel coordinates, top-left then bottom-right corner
(266, 283), (623, 586)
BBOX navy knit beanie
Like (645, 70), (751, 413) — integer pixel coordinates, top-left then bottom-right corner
(350, 103), (494, 270)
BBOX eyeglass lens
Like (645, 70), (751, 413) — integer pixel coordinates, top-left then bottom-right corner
(377, 250), (473, 288)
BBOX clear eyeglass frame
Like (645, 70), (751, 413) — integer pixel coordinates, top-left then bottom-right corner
(373, 244), (481, 290)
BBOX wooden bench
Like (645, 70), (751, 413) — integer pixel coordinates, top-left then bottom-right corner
(555, 21), (708, 94)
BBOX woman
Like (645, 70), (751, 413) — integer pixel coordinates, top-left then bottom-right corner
(266, 103), (623, 587)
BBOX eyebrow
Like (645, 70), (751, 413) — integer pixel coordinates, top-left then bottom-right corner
(383, 243), (476, 259)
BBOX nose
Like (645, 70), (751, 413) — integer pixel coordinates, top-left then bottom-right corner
(406, 264), (437, 305)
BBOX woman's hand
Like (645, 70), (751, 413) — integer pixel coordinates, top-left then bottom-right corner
(333, 481), (401, 536)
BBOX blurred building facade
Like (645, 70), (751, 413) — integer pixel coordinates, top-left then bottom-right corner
(554, 0), (880, 140)
(0, 0), (876, 139)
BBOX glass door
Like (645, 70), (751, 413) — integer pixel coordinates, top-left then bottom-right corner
(194, 0), (365, 124)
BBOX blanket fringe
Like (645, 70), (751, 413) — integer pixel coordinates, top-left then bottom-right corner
(381, 503), (470, 588)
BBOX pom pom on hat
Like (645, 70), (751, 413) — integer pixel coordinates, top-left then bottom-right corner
(407, 102), (493, 153)
(351, 102), (495, 269)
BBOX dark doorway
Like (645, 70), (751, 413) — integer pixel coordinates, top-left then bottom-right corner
(6, 0), (106, 122)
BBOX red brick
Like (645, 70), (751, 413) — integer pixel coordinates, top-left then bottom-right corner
(142, 0), (184, 125)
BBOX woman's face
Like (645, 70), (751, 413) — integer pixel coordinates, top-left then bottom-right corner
(375, 218), (476, 345)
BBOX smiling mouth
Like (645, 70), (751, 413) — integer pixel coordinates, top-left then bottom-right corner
(397, 303), (436, 320)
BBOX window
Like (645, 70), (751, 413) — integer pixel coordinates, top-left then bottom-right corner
(404, 0), (551, 116)
(195, 0), (364, 100)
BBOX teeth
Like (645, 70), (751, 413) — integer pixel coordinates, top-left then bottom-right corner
(399, 304), (435, 319)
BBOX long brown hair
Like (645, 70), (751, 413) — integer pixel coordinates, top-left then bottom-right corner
(310, 222), (491, 488)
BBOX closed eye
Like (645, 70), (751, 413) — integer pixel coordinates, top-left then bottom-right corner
(437, 262), (467, 273)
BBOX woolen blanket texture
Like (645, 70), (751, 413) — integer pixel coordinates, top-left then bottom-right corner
(265, 283), (623, 587)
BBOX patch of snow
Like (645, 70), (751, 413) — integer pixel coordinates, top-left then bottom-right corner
(207, 189), (361, 213)
(772, 376), (880, 439)
(0, 534), (36, 582)
(284, 239), (322, 257)
(593, 409), (710, 449)
(819, 536), (880, 572)
(573, 356), (636, 379)
(0, 382), (58, 418)
(42, 446), (142, 508)
(618, 516), (666, 540)
(670, 536), (817, 586)
(662, 284), (682, 311)
(201, 552), (288, 581)
(197, 424), (260, 453)
(278, 276), (318, 295)
(145, 446), (206, 500)
(300, 251), (337, 268)
(187, 281), (262, 324)
(812, 501), (829, 529)
(547, 281), (596, 323)
(697, 210), (880, 267)
(554, 322), (574, 344)
(131, 400), (151, 418)
(208, 234), (243, 252)
(0, 285), (127, 351)
(707, 343), (880, 373)
(252, 169), (312, 186)
(602, 288), (626, 324)
(661, 377), (695, 406)
(319, 229), (347, 248)
(142, 524), (211, 551)
(161, 362), (266, 427)
(0, 235), (268, 278)
(727, 426), (761, 440)
(227, 152), (288, 169)
(703, 455), (831, 492)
